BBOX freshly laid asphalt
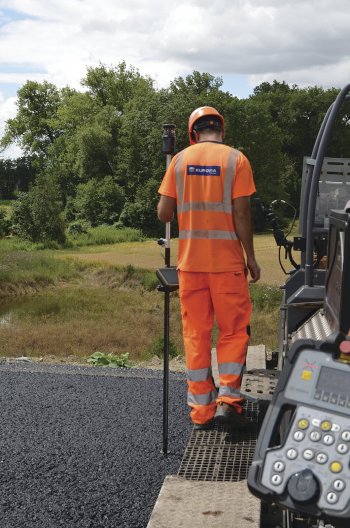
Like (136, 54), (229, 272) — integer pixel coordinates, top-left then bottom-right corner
(0, 362), (190, 528)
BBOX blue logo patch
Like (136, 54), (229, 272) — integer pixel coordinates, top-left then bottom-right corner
(187, 165), (221, 176)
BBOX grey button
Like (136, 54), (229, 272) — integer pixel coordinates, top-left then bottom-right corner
(323, 434), (335, 445)
(293, 431), (305, 442)
(341, 430), (350, 441)
(310, 430), (321, 442)
(286, 448), (298, 460)
(333, 479), (346, 492)
(326, 492), (339, 504)
(316, 453), (328, 464)
(337, 443), (349, 455)
(271, 474), (283, 486)
(303, 449), (315, 460)
(273, 461), (285, 473)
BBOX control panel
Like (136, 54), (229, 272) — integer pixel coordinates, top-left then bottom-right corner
(248, 333), (350, 525)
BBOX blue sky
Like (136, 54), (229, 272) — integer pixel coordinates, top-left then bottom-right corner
(1, 0), (350, 157)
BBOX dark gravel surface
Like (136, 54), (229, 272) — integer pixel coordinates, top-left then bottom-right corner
(0, 363), (190, 528)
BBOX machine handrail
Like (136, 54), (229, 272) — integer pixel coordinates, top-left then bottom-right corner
(304, 87), (350, 286)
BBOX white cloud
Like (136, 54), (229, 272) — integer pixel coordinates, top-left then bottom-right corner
(0, 92), (22, 159)
(0, 0), (349, 94)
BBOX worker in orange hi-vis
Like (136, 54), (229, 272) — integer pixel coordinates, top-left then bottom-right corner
(157, 106), (261, 430)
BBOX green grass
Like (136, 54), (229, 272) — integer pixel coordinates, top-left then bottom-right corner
(0, 249), (87, 296)
(0, 237), (285, 360)
(250, 283), (282, 310)
(66, 226), (145, 247)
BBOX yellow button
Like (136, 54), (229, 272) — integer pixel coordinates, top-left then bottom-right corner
(330, 461), (343, 473)
(321, 420), (332, 431)
(298, 419), (309, 430)
(301, 370), (312, 380)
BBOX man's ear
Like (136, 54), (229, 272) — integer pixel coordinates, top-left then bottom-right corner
(191, 130), (199, 143)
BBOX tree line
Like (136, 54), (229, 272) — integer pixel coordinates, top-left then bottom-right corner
(1, 62), (349, 243)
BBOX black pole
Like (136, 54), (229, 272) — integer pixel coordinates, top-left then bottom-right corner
(161, 124), (176, 455)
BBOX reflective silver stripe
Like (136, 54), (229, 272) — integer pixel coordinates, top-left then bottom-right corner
(187, 367), (212, 382)
(175, 152), (185, 204)
(223, 148), (239, 206)
(218, 362), (244, 376)
(178, 202), (232, 214)
(218, 386), (241, 397)
(187, 390), (217, 406)
(179, 230), (238, 240)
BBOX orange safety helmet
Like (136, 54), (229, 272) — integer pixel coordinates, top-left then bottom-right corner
(188, 106), (225, 145)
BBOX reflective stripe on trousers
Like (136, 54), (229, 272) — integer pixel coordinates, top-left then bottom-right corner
(179, 270), (251, 424)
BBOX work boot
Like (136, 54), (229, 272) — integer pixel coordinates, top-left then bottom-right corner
(192, 419), (215, 431)
(215, 402), (252, 428)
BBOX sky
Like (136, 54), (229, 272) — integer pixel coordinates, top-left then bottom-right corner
(1, 0), (350, 158)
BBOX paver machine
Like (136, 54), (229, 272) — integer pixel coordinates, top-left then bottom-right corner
(248, 84), (350, 527)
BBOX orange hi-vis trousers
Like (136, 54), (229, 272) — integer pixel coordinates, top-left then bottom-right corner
(178, 270), (252, 425)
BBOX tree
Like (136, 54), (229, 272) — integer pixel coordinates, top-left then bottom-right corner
(11, 174), (66, 243)
(71, 176), (125, 226)
(1, 81), (63, 157)
(82, 61), (154, 110)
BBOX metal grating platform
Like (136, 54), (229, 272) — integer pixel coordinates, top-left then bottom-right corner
(178, 402), (266, 482)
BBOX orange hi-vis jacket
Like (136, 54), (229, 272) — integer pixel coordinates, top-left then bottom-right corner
(158, 141), (256, 272)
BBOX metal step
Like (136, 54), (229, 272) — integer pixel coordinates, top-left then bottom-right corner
(241, 369), (279, 403)
(291, 309), (332, 343)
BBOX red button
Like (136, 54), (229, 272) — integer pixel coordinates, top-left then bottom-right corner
(339, 341), (350, 354)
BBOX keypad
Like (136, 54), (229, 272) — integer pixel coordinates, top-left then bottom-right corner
(261, 406), (350, 512)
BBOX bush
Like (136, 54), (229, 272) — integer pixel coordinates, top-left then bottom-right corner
(150, 335), (178, 359)
(119, 178), (165, 237)
(67, 221), (89, 235)
(72, 176), (125, 226)
(0, 207), (11, 238)
(11, 175), (66, 244)
(67, 225), (144, 247)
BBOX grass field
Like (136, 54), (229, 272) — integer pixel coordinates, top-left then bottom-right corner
(0, 233), (287, 361)
(61, 233), (294, 285)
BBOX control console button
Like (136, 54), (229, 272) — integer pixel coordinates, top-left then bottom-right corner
(298, 419), (309, 430)
(321, 420), (332, 432)
(310, 431), (321, 442)
(293, 431), (305, 441)
(273, 461), (285, 472)
(337, 443), (349, 455)
(333, 479), (346, 492)
(303, 449), (314, 461)
(316, 453), (328, 464)
(326, 492), (339, 504)
(323, 434), (335, 446)
(271, 474), (283, 486)
(330, 461), (343, 473)
(341, 430), (350, 442)
(286, 448), (298, 460)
